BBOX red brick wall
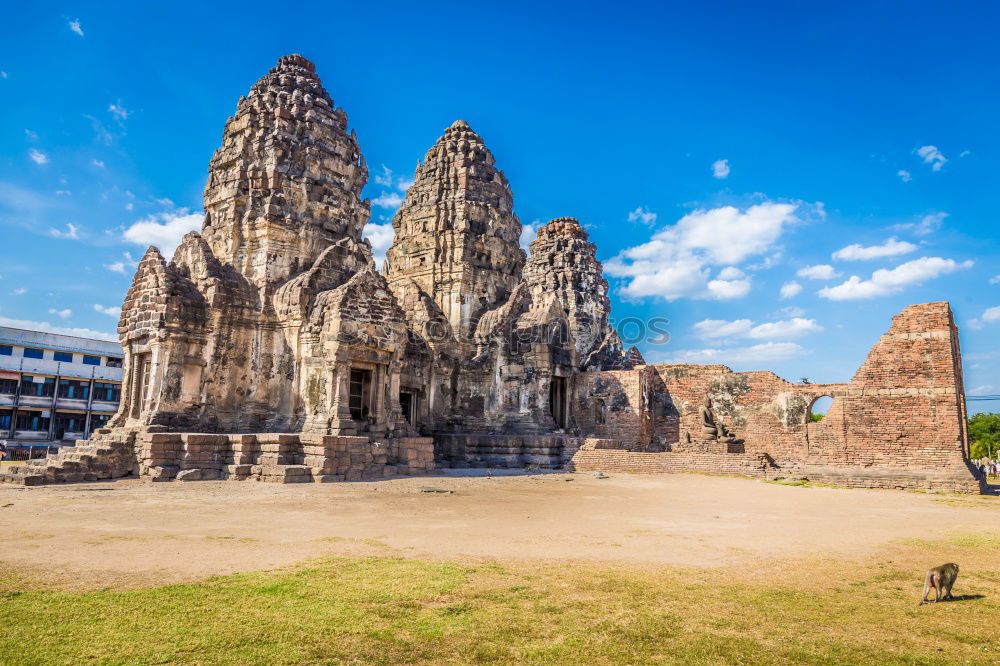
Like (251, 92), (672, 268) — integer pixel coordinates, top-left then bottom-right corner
(572, 303), (982, 493)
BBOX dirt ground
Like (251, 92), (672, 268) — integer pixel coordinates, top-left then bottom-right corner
(1, 471), (998, 588)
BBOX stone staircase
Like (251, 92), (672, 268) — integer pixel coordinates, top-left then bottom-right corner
(0, 430), (137, 486)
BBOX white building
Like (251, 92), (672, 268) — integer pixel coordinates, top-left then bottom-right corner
(0, 326), (123, 446)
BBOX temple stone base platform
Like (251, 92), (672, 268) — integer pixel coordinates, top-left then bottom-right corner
(433, 434), (620, 469)
(0, 430), (435, 486)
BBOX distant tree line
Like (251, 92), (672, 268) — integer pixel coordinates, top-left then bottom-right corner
(969, 413), (1000, 460)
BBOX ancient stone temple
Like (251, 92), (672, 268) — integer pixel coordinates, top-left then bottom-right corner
(0, 55), (982, 493)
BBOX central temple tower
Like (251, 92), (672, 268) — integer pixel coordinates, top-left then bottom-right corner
(385, 120), (525, 339)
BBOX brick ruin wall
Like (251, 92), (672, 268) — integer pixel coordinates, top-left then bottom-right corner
(569, 302), (983, 493)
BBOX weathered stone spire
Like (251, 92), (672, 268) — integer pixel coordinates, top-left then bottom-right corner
(523, 217), (623, 368)
(625, 346), (646, 367)
(201, 54), (370, 295)
(386, 120), (524, 338)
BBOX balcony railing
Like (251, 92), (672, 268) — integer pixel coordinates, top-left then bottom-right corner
(0, 355), (122, 381)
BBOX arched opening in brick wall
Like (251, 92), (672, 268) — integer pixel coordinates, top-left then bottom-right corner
(807, 395), (834, 423)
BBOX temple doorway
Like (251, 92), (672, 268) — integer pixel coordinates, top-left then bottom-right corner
(549, 376), (567, 428)
(399, 389), (416, 424)
(349, 369), (373, 421)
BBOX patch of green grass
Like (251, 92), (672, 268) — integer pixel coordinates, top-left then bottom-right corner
(3, 550), (1000, 665)
(897, 530), (1000, 551)
(314, 535), (391, 548)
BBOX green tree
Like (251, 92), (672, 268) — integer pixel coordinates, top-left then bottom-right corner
(968, 412), (1000, 460)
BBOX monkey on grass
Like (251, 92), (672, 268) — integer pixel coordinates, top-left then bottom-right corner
(919, 563), (959, 605)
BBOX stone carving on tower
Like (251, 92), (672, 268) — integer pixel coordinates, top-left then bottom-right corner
(386, 120), (525, 340)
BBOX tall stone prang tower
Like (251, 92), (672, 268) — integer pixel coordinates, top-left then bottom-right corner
(522, 217), (626, 370)
(111, 55), (410, 437)
(385, 120), (525, 339)
(201, 54), (372, 297)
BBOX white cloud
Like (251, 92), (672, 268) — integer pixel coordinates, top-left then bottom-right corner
(747, 252), (782, 270)
(897, 169), (911, 182)
(706, 277), (751, 299)
(918, 212), (948, 235)
(989, 275), (1000, 285)
(796, 264), (839, 280)
(49, 223), (80, 239)
(92, 159), (105, 168)
(102, 251), (139, 275)
(780, 306), (806, 317)
(606, 202), (803, 301)
(68, 19), (84, 36)
(649, 341), (806, 366)
(969, 385), (995, 396)
(362, 222), (394, 268)
(693, 317), (821, 341)
(55, 190), (71, 197)
(371, 192), (403, 209)
(93, 304), (121, 318)
(712, 159), (730, 179)
(746, 317), (822, 340)
(693, 319), (753, 339)
(832, 236), (918, 261)
(0, 316), (116, 342)
(397, 177), (414, 191)
(891, 212), (948, 237)
(28, 149), (49, 165)
(717, 266), (745, 280)
(968, 306), (1000, 331)
(10, 288), (27, 296)
(780, 281), (802, 299)
(627, 206), (657, 226)
(960, 150), (971, 158)
(125, 202), (134, 211)
(819, 257), (974, 300)
(122, 210), (203, 258)
(374, 165), (393, 187)
(916, 145), (947, 171)
(108, 102), (129, 121)
(0, 71), (7, 79)
(48, 308), (72, 320)
(520, 220), (541, 252)
(24, 129), (38, 141)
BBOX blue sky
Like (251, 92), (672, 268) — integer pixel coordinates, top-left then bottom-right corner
(1, 2), (998, 410)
